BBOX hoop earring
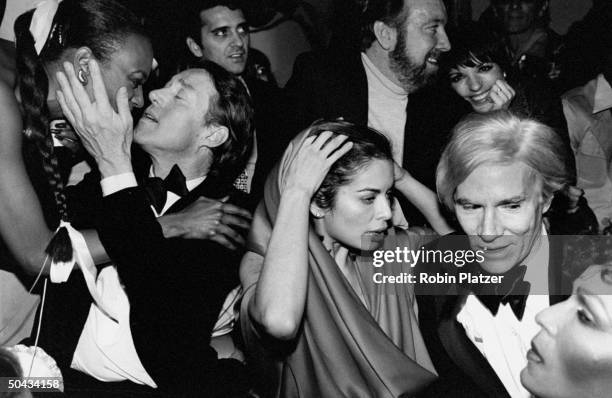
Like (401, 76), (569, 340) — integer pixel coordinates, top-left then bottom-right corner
(77, 69), (88, 86)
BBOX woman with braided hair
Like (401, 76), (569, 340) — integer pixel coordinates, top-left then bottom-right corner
(0, 0), (153, 276)
(0, 0), (153, 389)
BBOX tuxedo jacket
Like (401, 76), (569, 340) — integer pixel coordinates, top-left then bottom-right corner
(283, 49), (464, 226)
(414, 233), (574, 398)
(34, 152), (250, 397)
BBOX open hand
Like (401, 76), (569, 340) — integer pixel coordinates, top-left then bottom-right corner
(55, 59), (133, 177)
(284, 131), (353, 197)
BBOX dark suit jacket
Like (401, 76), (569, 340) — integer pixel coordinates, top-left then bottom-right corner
(414, 233), (573, 398)
(283, 49), (464, 226)
(34, 154), (249, 397)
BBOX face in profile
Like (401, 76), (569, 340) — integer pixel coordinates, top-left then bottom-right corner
(493, 0), (546, 34)
(521, 265), (612, 398)
(99, 33), (153, 110)
(317, 159), (394, 251)
(135, 69), (218, 155)
(196, 6), (249, 75)
(389, 0), (451, 91)
(449, 61), (505, 113)
(454, 161), (549, 274)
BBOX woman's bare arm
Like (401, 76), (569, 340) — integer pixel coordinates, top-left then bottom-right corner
(0, 82), (109, 274)
(394, 162), (453, 235)
(247, 133), (353, 340)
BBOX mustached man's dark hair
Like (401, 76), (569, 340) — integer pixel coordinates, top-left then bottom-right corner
(360, 0), (407, 51)
(183, 0), (245, 44)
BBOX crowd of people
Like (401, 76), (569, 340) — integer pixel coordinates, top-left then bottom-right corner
(0, 0), (611, 397)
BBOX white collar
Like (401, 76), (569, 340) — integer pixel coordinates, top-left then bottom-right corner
(593, 74), (612, 114)
(361, 52), (407, 97)
(148, 167), (206, 192)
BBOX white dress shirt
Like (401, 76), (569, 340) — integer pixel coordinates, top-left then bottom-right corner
(456, 225), (549, 398)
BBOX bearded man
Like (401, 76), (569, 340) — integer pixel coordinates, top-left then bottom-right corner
(284, 0), (459, 227)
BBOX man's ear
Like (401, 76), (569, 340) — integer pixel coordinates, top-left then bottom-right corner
(200, 124), (229, 148)
(186, 37), (203, 58)
(373, 20), (398, 52)
(309, 202), (326, 219)
(542, 194), (553, 214)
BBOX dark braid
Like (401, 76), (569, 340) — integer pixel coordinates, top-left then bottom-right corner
(13, 0), (149, 262)
(15, 11), (69, 223)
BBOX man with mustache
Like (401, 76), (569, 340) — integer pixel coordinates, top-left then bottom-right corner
(284, 0), (457, 227)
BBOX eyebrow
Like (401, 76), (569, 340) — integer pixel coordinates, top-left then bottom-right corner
(130, 71), (148, 81)
(497, 196), (525, 205)
(453, 195), (525, 206)
(209, 22), (248, 31)
(428, 18), (446, 24)
(577, 287), (612, 325)
(357, 188), (382, 193)
(178, 78), (196, 91)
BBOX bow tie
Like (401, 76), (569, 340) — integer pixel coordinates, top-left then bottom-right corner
(143, 165), (189, 213)
(474, 265), (531, 320)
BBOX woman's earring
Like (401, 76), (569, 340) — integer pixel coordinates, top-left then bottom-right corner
(503, 72), (507, 79)
(77, 69), (88, 86)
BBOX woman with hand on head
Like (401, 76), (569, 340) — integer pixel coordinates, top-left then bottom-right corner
(240, 120), (438, 397)
(521, 263), (612, 398)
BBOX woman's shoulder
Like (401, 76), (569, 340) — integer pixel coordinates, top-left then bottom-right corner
(390, 227), (439, 250)
(0, 81), (23, 154)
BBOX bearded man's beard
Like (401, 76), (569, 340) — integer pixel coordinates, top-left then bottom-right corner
(389, 28), (439, 92)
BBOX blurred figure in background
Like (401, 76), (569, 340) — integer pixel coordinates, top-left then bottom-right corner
(479, 0), (565, 93)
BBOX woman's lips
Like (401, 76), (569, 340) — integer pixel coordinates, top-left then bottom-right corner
(527, 342), (544, 364)
(470, 91), (491, 104)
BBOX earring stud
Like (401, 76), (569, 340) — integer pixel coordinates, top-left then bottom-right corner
(77, 69), (88, 85)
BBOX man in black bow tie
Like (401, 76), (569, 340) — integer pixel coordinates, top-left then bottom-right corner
(50, 61), (254, 396)
(415, 111), (586, 398)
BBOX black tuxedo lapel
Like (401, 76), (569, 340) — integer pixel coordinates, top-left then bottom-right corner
(438, 296), (511, 398)
(165, 174), (234, 215)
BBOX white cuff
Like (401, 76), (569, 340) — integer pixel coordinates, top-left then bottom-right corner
(100, 173), (137, 197)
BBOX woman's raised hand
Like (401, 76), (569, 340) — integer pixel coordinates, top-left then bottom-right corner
(488, 79), (515, 111)
(55, 59), (133, 177)
(284, 131), (353, 197)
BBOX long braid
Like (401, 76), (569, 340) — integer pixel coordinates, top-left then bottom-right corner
(14, 0), (149, 263)
(15, 10), (72, 261)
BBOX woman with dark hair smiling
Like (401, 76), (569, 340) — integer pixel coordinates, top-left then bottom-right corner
(521, 263), (612, 398)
